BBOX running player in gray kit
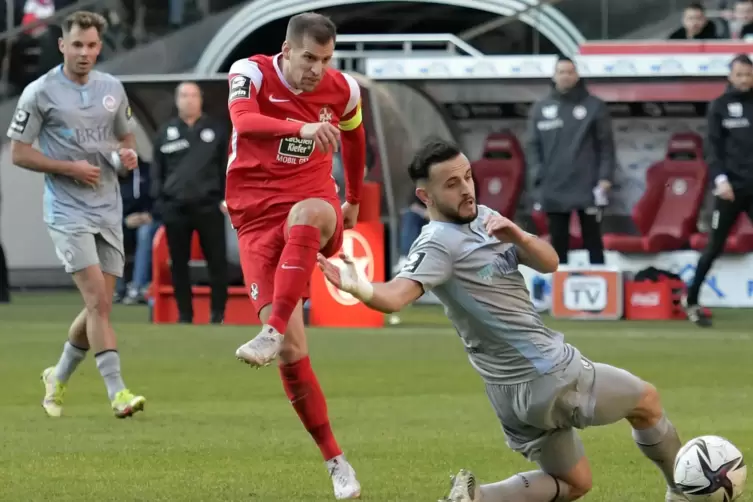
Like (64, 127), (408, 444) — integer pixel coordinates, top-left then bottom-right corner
(7, 11), (146, 418)
(318, 139), (688, 502)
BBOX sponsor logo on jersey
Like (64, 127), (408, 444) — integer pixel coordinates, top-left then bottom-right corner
(8, 109), (30, 134)
(229, 76), (251, 102)
(277, 119), (315, 164)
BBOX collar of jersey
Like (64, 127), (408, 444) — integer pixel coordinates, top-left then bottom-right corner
(272, 53), (303, 95)
(56, 64), (91, 89)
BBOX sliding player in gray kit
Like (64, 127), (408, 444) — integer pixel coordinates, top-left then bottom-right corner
(7, 11), (145, 418)
(318, 138), (688, 502)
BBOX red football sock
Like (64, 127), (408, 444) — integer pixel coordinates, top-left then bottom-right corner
(279, 356), (343, 461)
(268, 225), (320, 334)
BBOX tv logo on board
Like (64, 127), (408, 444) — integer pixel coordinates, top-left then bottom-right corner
(563, 276), (607, 311)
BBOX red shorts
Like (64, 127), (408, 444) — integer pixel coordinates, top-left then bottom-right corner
(231, 196), (344, 315)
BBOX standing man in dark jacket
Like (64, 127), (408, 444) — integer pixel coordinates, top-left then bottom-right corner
(526, 56), (617, 265)
(151, 81), (229, 324)
(685, 54), (753, 327)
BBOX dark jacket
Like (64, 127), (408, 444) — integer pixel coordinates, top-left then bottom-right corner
(669, 22), (718, 40)
(706, 85), (753, 196)
(151, 115), (228, 215)
(120, 159), (153, 216)
(525, 80), (617, 212)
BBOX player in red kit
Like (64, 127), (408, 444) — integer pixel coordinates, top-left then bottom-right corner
(224, 12), (364, 500)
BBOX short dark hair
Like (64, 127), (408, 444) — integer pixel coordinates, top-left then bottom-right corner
(63, 10), (107, 36)
(408, 138), (463, 182)
(286, 12), (337, 45)
(730, 53), (753, 69)
(686, 2), (705, 12)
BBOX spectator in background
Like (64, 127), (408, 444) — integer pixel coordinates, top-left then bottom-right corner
(669, 3), (718, 39)
(116, 158), (160, 305)
(393, 194), (428, 274)
(724, 0), (753, 38)
(151, 81), (228, 324)
(526, 56), (616, 266)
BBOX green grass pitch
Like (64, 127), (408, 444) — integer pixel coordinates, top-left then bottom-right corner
(1, 292), (752, 501)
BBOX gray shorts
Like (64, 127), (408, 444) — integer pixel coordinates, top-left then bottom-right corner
(485, 352), (645, 476)
(48, 225), (125, 277)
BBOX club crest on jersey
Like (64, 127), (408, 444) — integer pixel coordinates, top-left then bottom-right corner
(319, 106), (333, 123)
(277, 118), (314, 164)
(102, 95), (117, 112)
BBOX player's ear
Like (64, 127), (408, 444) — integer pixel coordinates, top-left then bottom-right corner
(58, 37), (64, 54)
(415, 187), (430, 207)
(282, 40), (291, 60)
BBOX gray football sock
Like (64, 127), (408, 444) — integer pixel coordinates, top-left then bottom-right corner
(479, 471), (571, 502)
(633, 414), (682, 489)
(94, 350), (126, 401)
(53, 341), (87, 383)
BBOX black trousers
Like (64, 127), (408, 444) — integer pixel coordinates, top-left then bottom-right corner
(0, 242), (9, 302)
(163, 204), (228, 322)
(547, 210), (605, 265)
(687, 194), (753, 305)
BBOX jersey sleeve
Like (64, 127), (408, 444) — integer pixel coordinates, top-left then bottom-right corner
(113, 82), (133, 138)
(228, 58), (263, 105)
(396, 231), (453, 291)
(339, 73), (362, 132)
(7, 82), (43, 144)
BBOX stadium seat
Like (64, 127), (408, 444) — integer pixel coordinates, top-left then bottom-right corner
(690, 213), (753, 253)
(151, 226), (259, 325)
(472, 132), (525, 218)
(603, 132), (707, 252)
(531, 209), (584, 249)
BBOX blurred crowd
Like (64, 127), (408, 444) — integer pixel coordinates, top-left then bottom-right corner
(671, 0), (753, 40)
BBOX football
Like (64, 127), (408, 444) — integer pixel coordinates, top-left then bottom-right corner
(674, 435), (747, 501)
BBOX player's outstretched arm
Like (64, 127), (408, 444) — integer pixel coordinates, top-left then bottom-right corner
(317, 253), (424, 313)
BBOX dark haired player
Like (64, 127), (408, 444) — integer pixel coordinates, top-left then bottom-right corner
(319, 139), (689, 502)
(225, 11), (364, 500)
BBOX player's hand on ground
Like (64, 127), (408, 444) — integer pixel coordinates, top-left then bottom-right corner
(484, 213), (524, 243)
(300, 122), (340, 153)
(714, 180), (735, 201)
(69, 160), (101, 187)
(317, 252), (373, 301)
(118, 148), (138, 171)
(341, 201), (359, 229)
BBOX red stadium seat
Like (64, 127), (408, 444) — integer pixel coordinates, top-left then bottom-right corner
(531, 209), (584, 249)
(151, 226), (259, 325)
(690, 213), (753, 253)
(472, 132), (525, 218)
(603, 133), (707, 252)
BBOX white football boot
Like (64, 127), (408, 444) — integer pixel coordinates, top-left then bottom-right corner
(41, 367), (65, 417)
(235, 324), (283, 367)
(439, 469), (478, 502)
(326, 455), (361, 499)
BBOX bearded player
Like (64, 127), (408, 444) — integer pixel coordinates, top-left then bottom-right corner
(224, 12), (364, 500)
(319, 139), (689, 502)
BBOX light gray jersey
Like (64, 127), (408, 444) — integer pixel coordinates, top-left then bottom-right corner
(397, 205), (574, 384)
(7, 66), (132, 230)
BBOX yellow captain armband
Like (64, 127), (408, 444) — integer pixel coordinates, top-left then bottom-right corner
(339, 103), (362, 132)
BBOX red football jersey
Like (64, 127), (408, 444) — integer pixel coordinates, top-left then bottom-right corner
(226, 54), (361, 201)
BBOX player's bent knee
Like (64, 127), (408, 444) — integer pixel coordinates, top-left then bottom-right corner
(288, 199), (337, 242)
(627, 382), (663, 428)
(84, 291), (112, 317)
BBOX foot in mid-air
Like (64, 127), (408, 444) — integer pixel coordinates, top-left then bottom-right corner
(235, 324), (283, 367)
(666, 488), (690, 501)
(41, 367), (65, 417)
(327, 455), (361, 500)
(439, 469), (478, 502)
(111, 389), (146, 418)
(681, 296), (712, 328)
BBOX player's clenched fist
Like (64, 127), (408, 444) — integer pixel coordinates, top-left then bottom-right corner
(118, 148), (138, 171)
(69, 160), (101, 187)
(300, 122), (340, 153)
(484, 213), (526, 244)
